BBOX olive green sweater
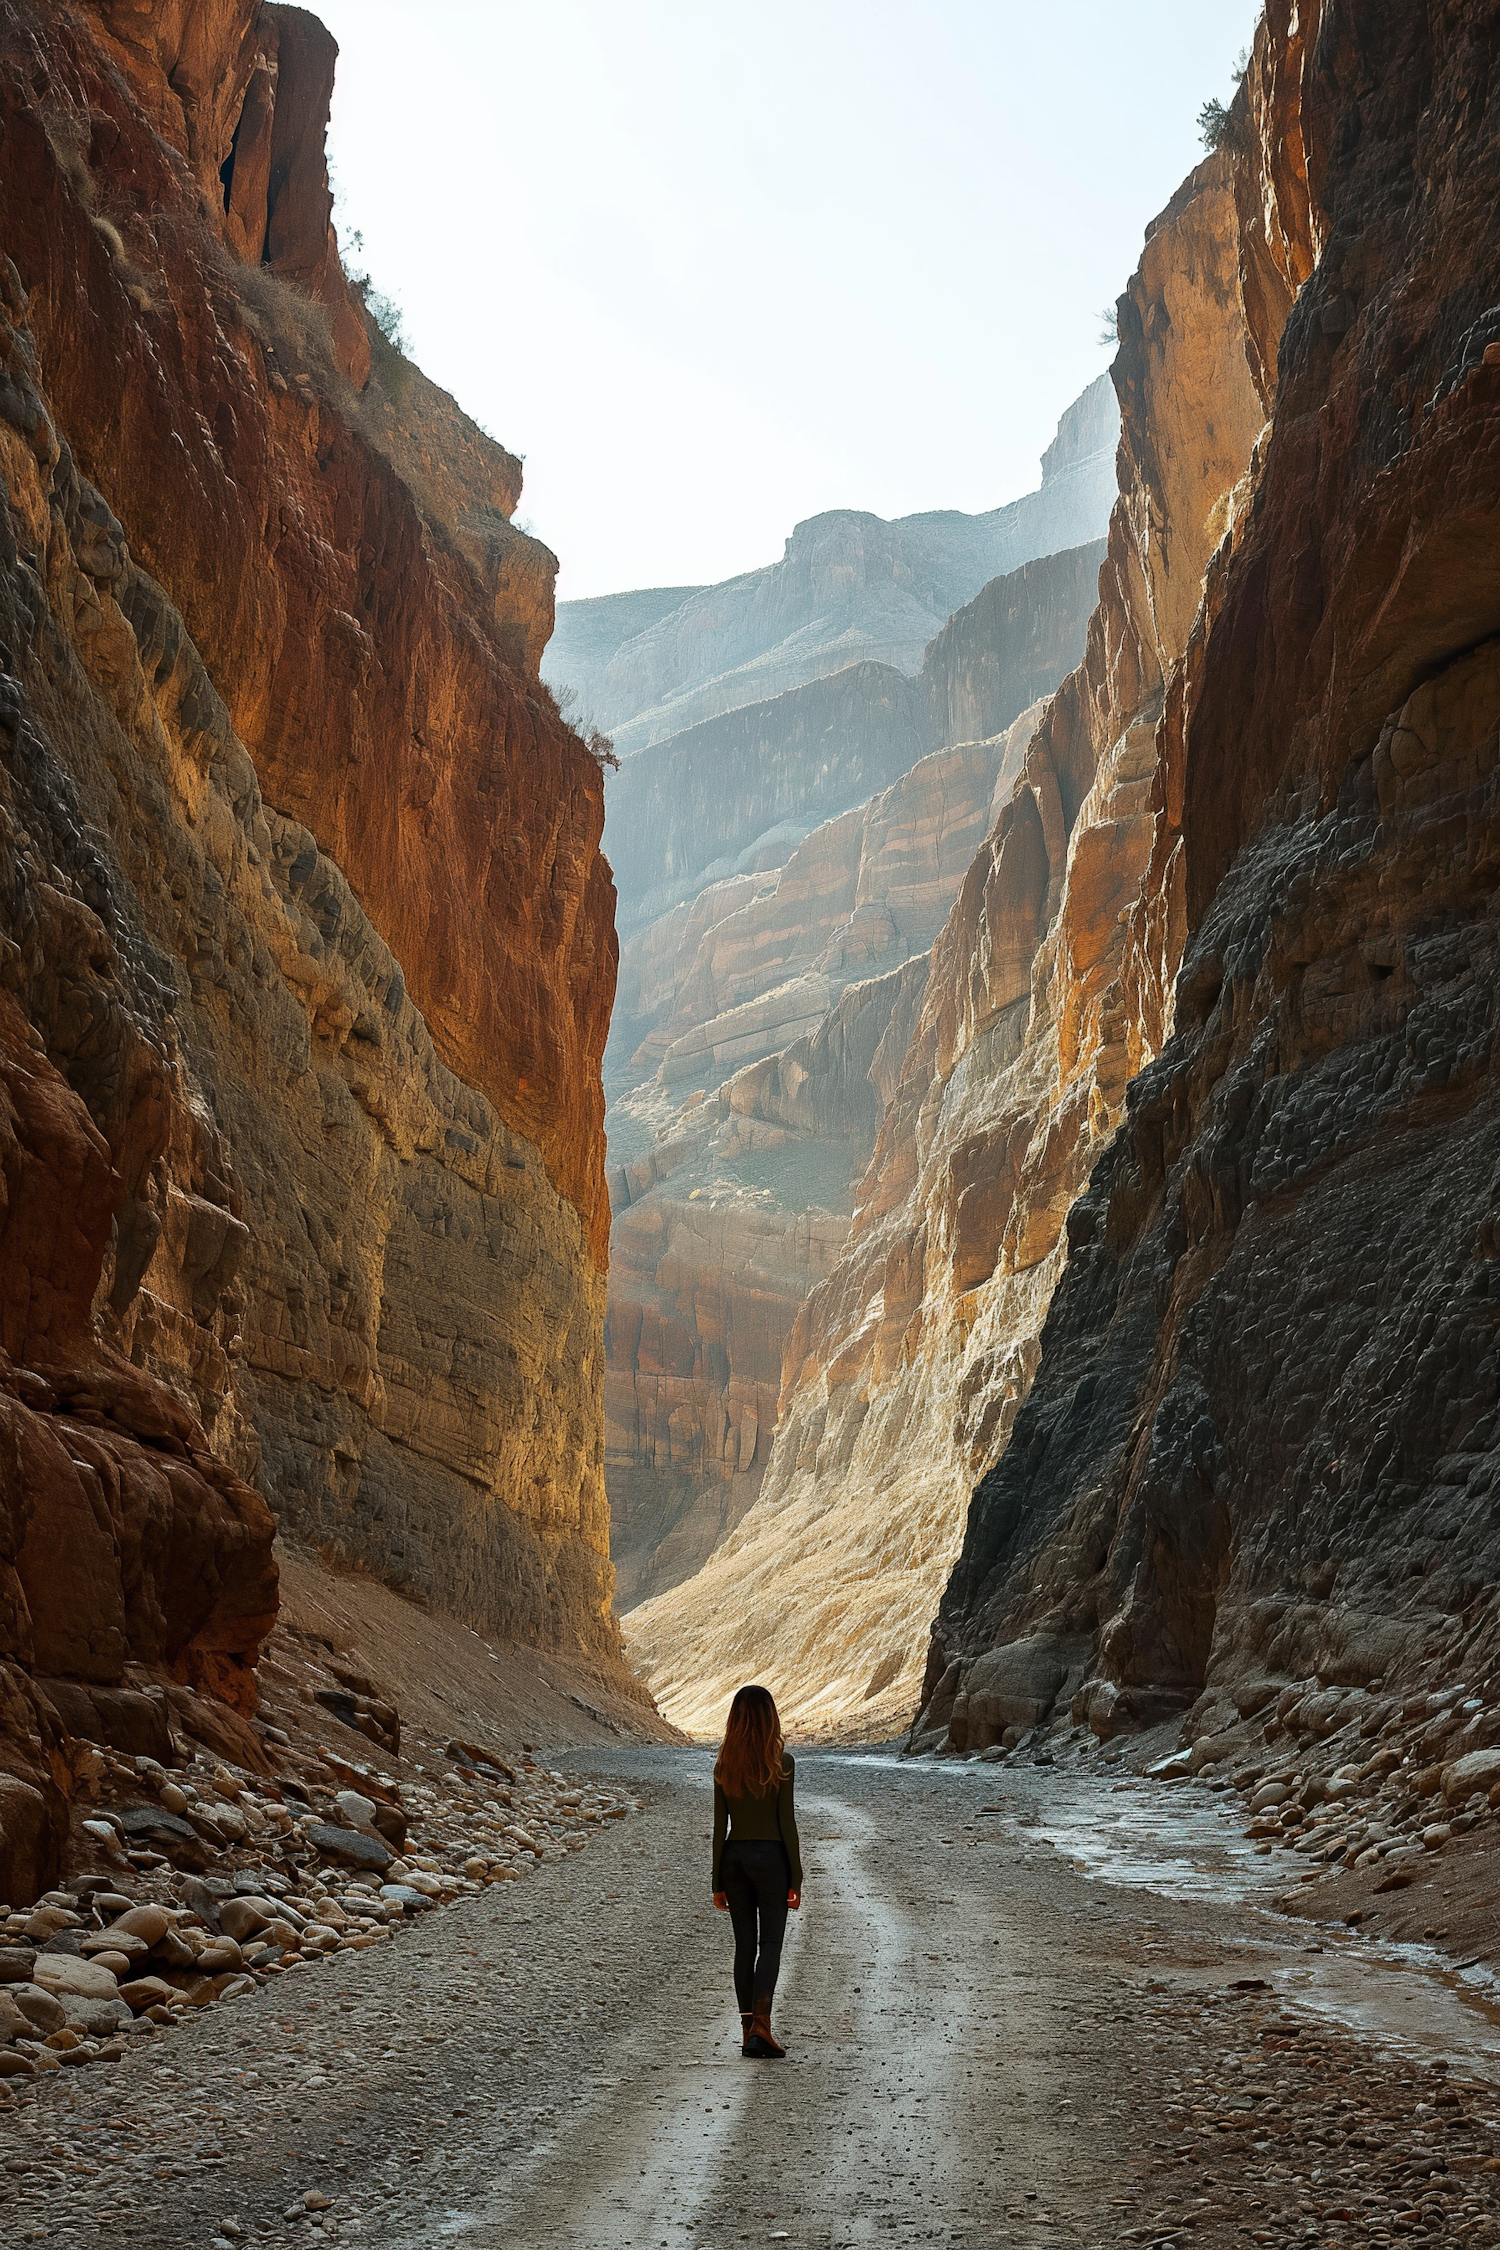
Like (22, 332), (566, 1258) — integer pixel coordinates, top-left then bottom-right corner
(712, 1753), (803, 1892)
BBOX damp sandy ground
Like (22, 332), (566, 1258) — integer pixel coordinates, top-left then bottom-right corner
(7, 1747), (1500, 2250)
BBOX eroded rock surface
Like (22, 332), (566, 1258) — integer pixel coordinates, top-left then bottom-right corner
(606, 539), (1104, 939)
(920, 0), (1500, 1755)
(0, 0), (625, 1895)
(605, 711), (1037, 1613)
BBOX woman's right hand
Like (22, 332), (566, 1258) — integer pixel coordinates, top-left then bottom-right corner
(713, 1890), (728, 1910)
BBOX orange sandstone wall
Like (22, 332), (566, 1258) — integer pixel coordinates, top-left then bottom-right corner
(0, 0), (625, 1898)
(7, 1), (614, 1258)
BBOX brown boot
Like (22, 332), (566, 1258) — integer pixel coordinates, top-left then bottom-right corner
(739, 2011), (754, 2055)
(747, 2002), (785, 2059)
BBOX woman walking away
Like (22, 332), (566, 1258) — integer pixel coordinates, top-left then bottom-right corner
(712, 1684), (802, 2059)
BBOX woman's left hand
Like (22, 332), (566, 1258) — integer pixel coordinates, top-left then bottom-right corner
(787, 1888), (801, 1910)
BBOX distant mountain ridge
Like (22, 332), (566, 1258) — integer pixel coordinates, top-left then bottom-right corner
(544, 374), (1119, 753)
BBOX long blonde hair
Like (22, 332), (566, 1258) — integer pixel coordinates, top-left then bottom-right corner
(715, 1683), (785, 1798)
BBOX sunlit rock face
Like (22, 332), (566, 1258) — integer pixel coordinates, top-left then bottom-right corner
(924, 0), (1500, 1754)
(626, 148), (1265, 1741)
(605, 955), (930, 1612)
(546, 377), (1120, 754)
(0, 0), (629, 1868)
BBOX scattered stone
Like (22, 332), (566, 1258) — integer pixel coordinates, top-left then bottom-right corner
(304, 1823), (391, 1871)
(10, 1983), (66, 2034)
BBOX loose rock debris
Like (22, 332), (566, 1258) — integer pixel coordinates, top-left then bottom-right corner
(0, 1730), (638, 2094)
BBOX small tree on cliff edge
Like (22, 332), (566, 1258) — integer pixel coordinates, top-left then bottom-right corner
(554, 684), (619, 773)
(1198, 97), (1231, 151)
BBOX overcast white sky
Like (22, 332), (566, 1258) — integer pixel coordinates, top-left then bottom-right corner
(315, 1), (1261, 601)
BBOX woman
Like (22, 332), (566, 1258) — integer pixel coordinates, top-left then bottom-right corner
(711, 1683), (802, 2059)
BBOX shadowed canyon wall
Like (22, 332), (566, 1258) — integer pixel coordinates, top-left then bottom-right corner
(919, 0), (1500, 1763)
(0, 0), (628, 1890)
(625, 143), (1267, 1737)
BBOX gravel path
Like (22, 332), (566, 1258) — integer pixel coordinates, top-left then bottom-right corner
(6, 1748), (1500, 2249)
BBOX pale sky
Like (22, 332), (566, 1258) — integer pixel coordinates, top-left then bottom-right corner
(315, 2), (1262, 600)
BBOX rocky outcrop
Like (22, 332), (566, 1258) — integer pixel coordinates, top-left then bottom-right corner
(602, 707), (1037, 1617)
(921, 0), (1500, 1756)
(921, 541), (1109, 755)
(547, 377), (1119, 752)
(0, 0), (623, 1892)
(625, 146), (1265, 1739)
(606, 540), (1105, 938)
(8, 2), (614, 1256)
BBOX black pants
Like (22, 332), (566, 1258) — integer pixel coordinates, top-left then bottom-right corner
(721, 1839), (790, 2010)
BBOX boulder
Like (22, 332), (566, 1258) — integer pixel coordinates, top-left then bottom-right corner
(1188, 1728), (1252, 1772)
(10, 1982), (67, 2034)
(61, 1993), (132, 2035)
(31, 1954), (122, 2000)
(21, 1905), (78, 1942)
(304, 1822), (392, 1871)
(0, 1946), (36, 1983)
(196, 1938), (243, 1974)
(218, 1896), (274, 1943)
(956, 1637), (1076, 1749)
(34, 1679), (173, 1763)
(106, 1904), (169, 1946)
(115, 1805), (199, 1848)
(379, 1883), (436, 1913)
(118, 1975), (178, 2013)
(87, 1950), (138, 1979)
(1440, 1747), (1500, 1804)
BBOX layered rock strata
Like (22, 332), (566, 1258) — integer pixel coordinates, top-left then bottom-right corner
(603, 700), (1044, 1611)
(921, 0), (1500, 1757)
(605, 958), (927, 1608)
(626, 149), (1265, 1738)
(0, 0), (623, 1893)
(547, 376), (1119, 752)
(607, 539), (1105, 938)
(620, 712), (1041, 1095)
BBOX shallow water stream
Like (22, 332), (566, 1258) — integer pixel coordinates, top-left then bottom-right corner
(818, 1748), (1500, 2086)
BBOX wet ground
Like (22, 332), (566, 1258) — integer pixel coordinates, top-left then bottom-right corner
(6, 1746), (1500, 2249)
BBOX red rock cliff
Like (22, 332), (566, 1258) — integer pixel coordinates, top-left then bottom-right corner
(4, 0), (614, 1258)
(0, 0), (624, 1893)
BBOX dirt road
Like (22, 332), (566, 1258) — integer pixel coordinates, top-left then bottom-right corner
(11, 1748), (1500, 2249)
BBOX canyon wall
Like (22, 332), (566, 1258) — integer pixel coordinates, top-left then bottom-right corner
(603, 714), (1027, 1606)
(607, 664), (928, 940)
(607, 539), (1105, 939)
(547, 377), (1119, 752)
(0, 0), (627, 1890)
(921, 0), (1500, 1759)
(625, 145), (1266, 1738)
(620, 719), (1042, 1098)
